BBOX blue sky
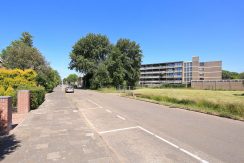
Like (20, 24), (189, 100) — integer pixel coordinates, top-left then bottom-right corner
(0, 0), (243, 78)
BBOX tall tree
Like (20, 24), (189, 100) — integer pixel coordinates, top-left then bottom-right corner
(20, 32), (33, 47)
(116, 39), (142, 87)
(222, 70), (240, 79)
(1, 32), (61, 92)
(106, 46), (125, 87)
(1, 41), (46, 70)
(65, 74), (78, 85)
(91, 63), (111, 88)
(69, 33), (111, 88)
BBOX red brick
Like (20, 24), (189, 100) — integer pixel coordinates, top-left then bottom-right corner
(0, 96), (12, 133)
(17, 90), (30, 114)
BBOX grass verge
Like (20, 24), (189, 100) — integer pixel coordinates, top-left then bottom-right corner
(126, 88), (244, 121)
(97, 87), (117, 93)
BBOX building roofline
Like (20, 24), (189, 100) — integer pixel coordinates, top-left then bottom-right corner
(141, 61), (183, 66)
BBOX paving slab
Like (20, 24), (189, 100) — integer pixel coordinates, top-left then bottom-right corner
(0, 87), (118, 163)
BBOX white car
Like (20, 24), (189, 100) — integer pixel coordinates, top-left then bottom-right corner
(65, 86), (74, 93)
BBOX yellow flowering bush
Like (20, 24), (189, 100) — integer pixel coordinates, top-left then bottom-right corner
(0, 68), (37, 89)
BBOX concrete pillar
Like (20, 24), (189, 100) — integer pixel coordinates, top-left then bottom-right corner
(17, 90), (30, 114)
(0, 96), (12, 133)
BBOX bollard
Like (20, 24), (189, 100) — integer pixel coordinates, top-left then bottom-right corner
(0, 96), (12, 133)
(17, 90), (30, 114)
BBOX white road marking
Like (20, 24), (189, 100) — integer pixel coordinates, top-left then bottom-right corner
(73, 110), (78, 112)
(116, 115), (126, 120)
(99, 126), (138, 134)
(179, 148), (208, 163)
(137, 126), (208, 163)
(106, 109), (112, 113)
(78, 100), (208, 163)
(87, 99), (103, 108)
(85, 107), (100, 110)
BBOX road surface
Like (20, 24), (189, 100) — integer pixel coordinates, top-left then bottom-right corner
(67, 89), (244, 163)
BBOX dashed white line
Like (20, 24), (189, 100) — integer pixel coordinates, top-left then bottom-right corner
(87, 99), (103, 108)
(106, 109), (112, 113)
(98, 126), (138, 134)
(80, 101), (208, 163)
(116, 115), (126, 120)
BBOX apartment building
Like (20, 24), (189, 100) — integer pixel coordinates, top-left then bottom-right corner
(139, 56), (222, 85)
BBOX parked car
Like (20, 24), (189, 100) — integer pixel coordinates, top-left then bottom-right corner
(65, 86), (74, 93)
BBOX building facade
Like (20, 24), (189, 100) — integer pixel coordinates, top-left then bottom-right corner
(139, 56), (222, 85)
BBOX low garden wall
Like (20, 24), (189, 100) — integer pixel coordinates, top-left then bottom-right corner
(191, 80), (244, 91)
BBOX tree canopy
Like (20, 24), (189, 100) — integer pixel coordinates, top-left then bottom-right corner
(69, 33), (142, 89)
(222, 70), (242, 79)
(1, 32), (61, 92)
(63, 74), (78, 85)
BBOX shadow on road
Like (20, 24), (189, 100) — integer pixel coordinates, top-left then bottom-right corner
(0, 134), (21, 161)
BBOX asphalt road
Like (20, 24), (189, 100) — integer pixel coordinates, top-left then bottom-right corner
(67, 89), (244, 163)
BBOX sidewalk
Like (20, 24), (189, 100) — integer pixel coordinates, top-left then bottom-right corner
(0, 87), (117, 163)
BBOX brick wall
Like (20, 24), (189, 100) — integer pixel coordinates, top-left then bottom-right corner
(17, 90), (30, 114)
(191, 80), (244, 91)
(0, 96), (12, 133)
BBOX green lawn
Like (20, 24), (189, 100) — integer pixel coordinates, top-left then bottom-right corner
(132, 88), (244, 120)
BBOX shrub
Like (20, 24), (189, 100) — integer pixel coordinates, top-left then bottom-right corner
(17, 86), (45, 110)
(4, 86), (15, 97)
(160, 83), (186, 88)
(0, 86), (5, 96)
(0, 68), (37, 89)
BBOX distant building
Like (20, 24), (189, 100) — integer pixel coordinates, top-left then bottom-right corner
(139, 56), (222, 85)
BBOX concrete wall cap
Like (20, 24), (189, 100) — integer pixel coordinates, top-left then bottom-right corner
(0, 96), (12, 99)
(18, 90), (30, 92)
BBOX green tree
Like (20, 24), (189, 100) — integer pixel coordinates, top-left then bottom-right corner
(116, 39), (142, 87)
(91, 63), (111, 89)
(69, 33), (111, 88)
(66, 74), (78, 85)
(106, 46), (125, 87)
(222, 70), (240, 79)
(1, 32), (60, 92)
(21, 32), (33, 47)
(239, 72), (244, 79)
(1, 41), (47, 70)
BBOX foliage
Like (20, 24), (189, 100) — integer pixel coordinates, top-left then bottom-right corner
(1, 41), (46, 71)
(64, 74), (78, 85)
(0, 86), (5, 96)
(91, 63), (111, 89)
(116, 39), (142, 87)
(69, 33), (143, 89)
(106, 47), (125, 87)
(20, 32), (33, 47)
(222, 70), (240, 79)
(1, 32), (61, 92)
(36, 68), (61, 92)
(4, 86), (15, 97)
(0, 68), (37, 89)
(69, 33), (111, 88)
(159, 83), (186, 88)
(240, 72), (244, 79)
